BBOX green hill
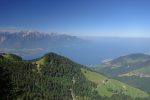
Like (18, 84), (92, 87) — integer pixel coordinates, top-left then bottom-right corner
(0, 53), (22, 61)
(117, 66), (150, 93)
(88, 53), (150, 76)
(88, 53), (150, 94)
(120, 66), (150, 77)
(81, 68), (149, 98)
(0, 52), (150, 100)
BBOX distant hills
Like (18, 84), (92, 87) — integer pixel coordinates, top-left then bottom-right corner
(88, 53), (150, 93)
(0, 53), (149, 100)
(88, 53), (150, 76)
(121, 66), (150, 77)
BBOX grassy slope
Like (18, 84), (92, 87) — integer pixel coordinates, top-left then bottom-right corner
(35, 58), (45, 65)
(121, 66), (150, 77)
(130, 66), (150, 75)
(135, 66), (150, 72)
(81, 68), (149, 98)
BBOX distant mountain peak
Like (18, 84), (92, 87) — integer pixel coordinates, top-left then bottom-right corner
(18, 31), (50, 38)
(0, 30), (75, 37)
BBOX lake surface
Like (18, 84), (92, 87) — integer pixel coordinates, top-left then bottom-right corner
(23, 37), (150, 65)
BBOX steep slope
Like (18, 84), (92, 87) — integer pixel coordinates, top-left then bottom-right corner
(35, 53), (149, 98)
(0, 53), (101, 100)
(33, 53), (101, 100)
(0, 53), (149, 100)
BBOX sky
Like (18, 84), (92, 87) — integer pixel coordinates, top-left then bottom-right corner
(0, 0), (150, 37)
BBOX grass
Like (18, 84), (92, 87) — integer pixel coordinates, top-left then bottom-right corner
(132, 66), (150, 75)
(81, 68), (149, 98)
(35, 58), (45, 65)
(121, 66), (150, 77)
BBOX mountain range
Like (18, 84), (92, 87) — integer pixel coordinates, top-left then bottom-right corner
(0, 31), (83, 61)
(0, 31), (81, 54)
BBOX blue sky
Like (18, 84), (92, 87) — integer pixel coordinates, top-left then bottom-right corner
(0, 0), (150, 37)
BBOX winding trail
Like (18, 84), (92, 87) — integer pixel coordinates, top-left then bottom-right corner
(70, 88), (75, 100)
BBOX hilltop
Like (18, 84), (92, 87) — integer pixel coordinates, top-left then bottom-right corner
(0, 53), (22, 61)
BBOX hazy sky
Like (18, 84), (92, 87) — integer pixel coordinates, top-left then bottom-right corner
(0, 0), (150, 37)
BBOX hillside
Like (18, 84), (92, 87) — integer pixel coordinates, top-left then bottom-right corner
(0, 53), (22, 61)
(88, 53), (150, 93)
(0, 53), (101, 100)
(88, 53), (150, 76)
(0, 53), (149, 100)
(81, 68), (149, 98)
(120, 66), (150, 77)
(33, 53), (102, 100)
(117, 66), (150, 93)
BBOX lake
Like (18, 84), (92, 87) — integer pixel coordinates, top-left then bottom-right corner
(23, 37), (150, 65)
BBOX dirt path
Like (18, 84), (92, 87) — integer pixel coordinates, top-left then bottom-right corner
(70, 88), (75, 100)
